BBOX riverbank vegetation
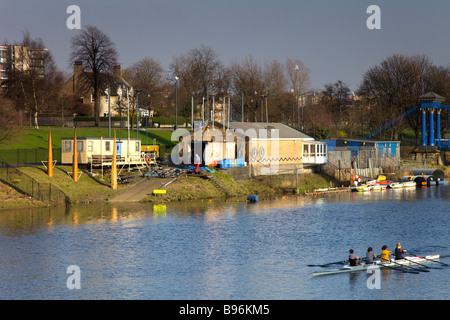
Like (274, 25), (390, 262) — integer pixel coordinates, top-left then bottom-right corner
(0, 164), (335, 209)
(1, 155), (449, 210)
(142, 170), (333, 203)
(0, 181), (47, 210)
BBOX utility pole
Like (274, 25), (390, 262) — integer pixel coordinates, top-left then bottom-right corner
(241, 91), (244, 122)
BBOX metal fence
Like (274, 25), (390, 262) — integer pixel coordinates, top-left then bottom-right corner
(0, 162), (70, 205)
(0, 148), (62, 167)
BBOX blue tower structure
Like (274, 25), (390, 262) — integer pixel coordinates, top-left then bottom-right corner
(364, 92), (450, 151)
(418, 92), (445, 148)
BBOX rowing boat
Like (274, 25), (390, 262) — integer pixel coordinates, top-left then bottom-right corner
(311, 255), (439, 277)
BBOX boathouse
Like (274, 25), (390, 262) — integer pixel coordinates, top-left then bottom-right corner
(171, 122), (327, 176)
(226, 122), (327, 176)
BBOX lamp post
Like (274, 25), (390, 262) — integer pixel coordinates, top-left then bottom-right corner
(260, 93), (267, 123)
(146, 94), (150, 147)
(61, 93), (66, 128)
(108, 85), (111, 137)
(174, 76), (179, 130)
(202, 97), (205, 124)
(260, 95), (264, 122)
(298, 91), (315, 132)
(297, 88), (300, 130)
(126, 87), (130, 142)
(241, 91), (244, 122)
(135, 90), (143, 139)
(105, 82), (123, 138)
(206, 82), (209, 123)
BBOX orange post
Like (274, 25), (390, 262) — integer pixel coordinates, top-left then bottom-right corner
(73, 128), (78, 182)
(111, 131), (118, 189)
(47, 128), (53, 177)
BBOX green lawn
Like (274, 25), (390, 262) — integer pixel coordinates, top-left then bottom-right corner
(0, 127), (177, 151)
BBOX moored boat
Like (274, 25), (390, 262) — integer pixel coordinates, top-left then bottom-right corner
(389, 182), (403, 189)
(372, 184), (386, 191)
(355, 185), (371, 192)
(402, 181), (416, 188)
(389, 181), (416, 189)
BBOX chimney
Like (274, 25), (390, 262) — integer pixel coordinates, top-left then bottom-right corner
(113, 65), (122, 78)
(73, 61), (84, 93)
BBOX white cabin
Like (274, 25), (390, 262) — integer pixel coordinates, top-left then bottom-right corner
(61, 137), (144, 166)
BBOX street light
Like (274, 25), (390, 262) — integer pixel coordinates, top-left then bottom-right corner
(145, 93), (150, 148)
(174, 76), (179, 130)
(105, 82), (124, 137)
(241, 91), (244, 122)
(260, 92), (268, 123)
(298, 91), (316, 132)
(135, 89), (143, 139)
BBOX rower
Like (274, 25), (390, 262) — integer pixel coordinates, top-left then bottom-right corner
(348, 249), (361, 266)
(365, 247), (377, 264)
(381, 245), (392, 262)
(394, 242), (407, 260)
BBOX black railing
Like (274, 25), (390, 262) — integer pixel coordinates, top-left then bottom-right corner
(0, 148), (62, 167)
(0, 162), (70, 206)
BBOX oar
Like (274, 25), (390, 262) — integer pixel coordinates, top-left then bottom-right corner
(364, 257), (420, 274)
(405, 256), (441, 269)
(307, 260), (348, 268)
(378, 263), (420, 274)
(408, 252), (449, 267)
(389, 259), (429, 272)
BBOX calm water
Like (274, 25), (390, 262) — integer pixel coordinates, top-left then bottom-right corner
(0, 187), (449, 300)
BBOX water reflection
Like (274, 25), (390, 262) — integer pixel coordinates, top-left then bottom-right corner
(0, 186), (448, 299)
(1, 186), (447, 233)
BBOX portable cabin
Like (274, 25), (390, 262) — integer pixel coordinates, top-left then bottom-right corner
(61, 137), (144, 166)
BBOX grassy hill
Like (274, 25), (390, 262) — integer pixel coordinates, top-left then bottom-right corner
(0, 127), (176, 151)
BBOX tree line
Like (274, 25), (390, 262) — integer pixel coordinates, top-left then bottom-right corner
(1, 26), (450, 144)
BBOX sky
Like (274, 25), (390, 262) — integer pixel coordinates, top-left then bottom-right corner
(1, 0), (450, 92)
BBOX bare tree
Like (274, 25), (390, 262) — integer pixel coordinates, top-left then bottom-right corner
(285, 58), (310, 93)
(321, 80), (351, 131)
(264, 59), (287, 93)
(358, 54), (450, 141)
(123, 57), (167, 114)
(4, 31), (64, 128)
(0, 95), (25, 145)
(169, 45), (228, 117)
(70, 25), (118, 126)
(261, 60), (290, 123)
(229, 55), (265, 122)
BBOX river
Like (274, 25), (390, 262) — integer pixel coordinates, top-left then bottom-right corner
(0, 186), (448, 300)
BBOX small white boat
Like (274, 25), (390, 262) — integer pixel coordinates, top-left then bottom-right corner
(372, 184), (386, 191)
(356, 185), (371, 192)
(312, 255), (440, 277)
(389, 182), (404, 189)
(402, 181), (416, 188)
